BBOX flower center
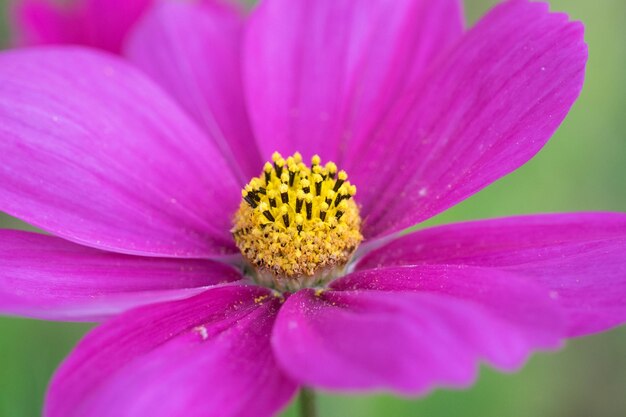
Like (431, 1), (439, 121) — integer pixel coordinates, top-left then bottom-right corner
(232, 152), (363, 291)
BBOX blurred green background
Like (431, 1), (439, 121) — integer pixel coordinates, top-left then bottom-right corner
(0, 0), (625, 416)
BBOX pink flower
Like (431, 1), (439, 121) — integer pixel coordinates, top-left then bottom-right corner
(1, 1), (624, 417)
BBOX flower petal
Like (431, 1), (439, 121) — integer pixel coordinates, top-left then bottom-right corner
(274, 267), (564, 394)
(12, 0), (154, 53)
(11, 0), (77, 46)
(0, 230), (241, 322)
(244, 0), (463, 161)
(0, 47), (241, 258)
(46, 285), (297, 417)
(348, 0), (588, 238)
(357, 212), (626, 337)
(125, 1), (262, 181)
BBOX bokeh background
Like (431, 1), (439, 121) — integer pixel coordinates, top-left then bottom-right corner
(0, 0), (625, 416)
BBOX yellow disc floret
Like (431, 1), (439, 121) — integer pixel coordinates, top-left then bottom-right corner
(232, 152), (362, 290)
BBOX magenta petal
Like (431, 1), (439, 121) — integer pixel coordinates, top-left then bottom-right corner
(79, 0), (154, 53)
(357, 212), (626, 337)
(0, 47), (241, 258)
(0, 230), (241, 322)
(125, 1), (262, 181)
(46, 286), (297, 417)
(274, 269), (563, 394)
(11, 0), (77, 46)
(12, 0), (154, 53)
(244, 0), (463, 161)
(349, 0), (588, 238)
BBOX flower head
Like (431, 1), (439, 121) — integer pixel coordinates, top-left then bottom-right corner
(1, 1), (625, 417)
(234, 152), (362, 289)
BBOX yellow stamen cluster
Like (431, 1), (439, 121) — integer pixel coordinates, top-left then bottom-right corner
(232, 152), (362, 289)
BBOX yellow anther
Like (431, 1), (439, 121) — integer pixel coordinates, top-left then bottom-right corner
(232, 152), (362, 287)
(254, 295), (268, 304)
